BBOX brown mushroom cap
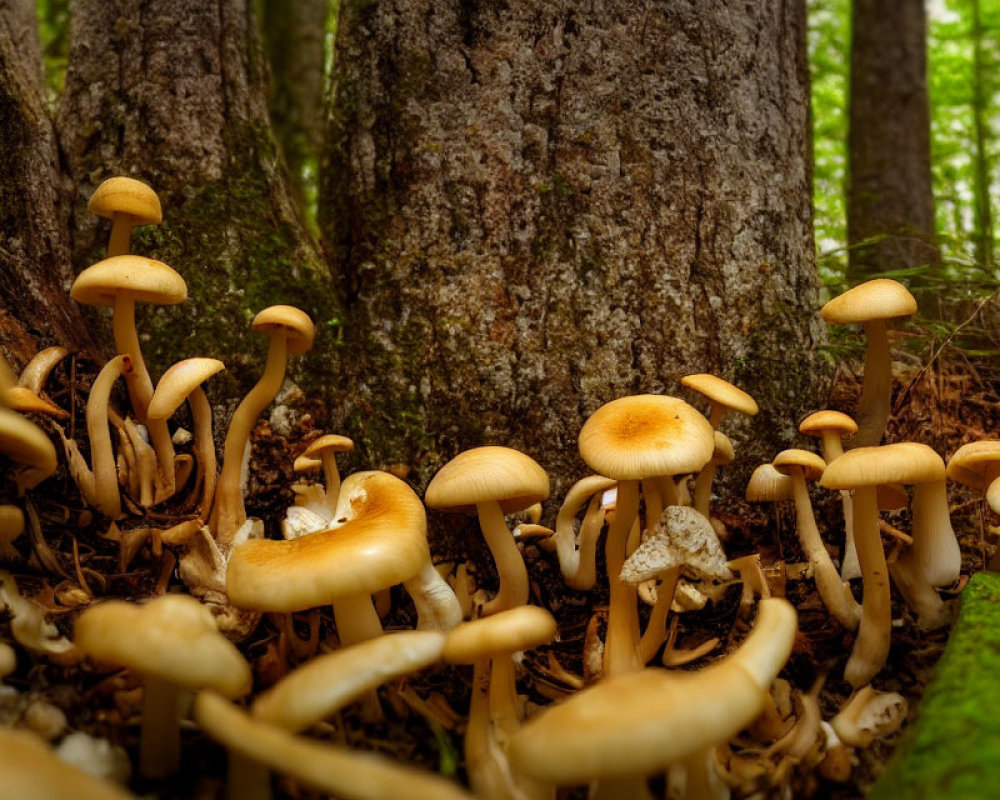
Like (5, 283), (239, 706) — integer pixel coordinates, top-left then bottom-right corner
(681, 373), (759, 417)
(74, 594), (251, 698)
(424, 446), (549, 515)
(799, 410), (858, 438)
(773, 449), (827, 481)
(820, 442), (945, 489)
(442, 606), (557, 664)
(821, 278), (917, 324)
(303, 434), (355, 459)
(251, 305), (315, 355)
(71, 255), (187, 307)
(88, 177), (162, 226)
(227, 471), (428, 612)
(578, 394), (715, 480)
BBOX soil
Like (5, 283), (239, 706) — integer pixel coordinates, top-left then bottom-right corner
(1, 335), (997, 799)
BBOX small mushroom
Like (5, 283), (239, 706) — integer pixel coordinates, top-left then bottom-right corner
(74, 594), (252, 779)
(0, 406), (58, 494)
(210, 305), (314, 550)
(546, 474), (617, 590)
(821, 279), (917, 447)
(680, 373), (760, 430)
(88, 176), (162, 257)
(16, 346), (71, 398)
(300, 433), (355, 514)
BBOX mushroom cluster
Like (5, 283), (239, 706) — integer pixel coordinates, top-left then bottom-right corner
(0, 182), (983, 799)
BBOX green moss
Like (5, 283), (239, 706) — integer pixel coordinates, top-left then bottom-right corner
(869, 571), (1000, 799)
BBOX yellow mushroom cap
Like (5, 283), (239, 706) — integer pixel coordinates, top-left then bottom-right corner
(195, 691), (475, 800)
(0, 407), (57, 488)
(71, 255), (187, 307)
(773, 449), (827, 481)
(821, 278), (917, 324)
(820, 442), (945, 490)
(508, 598), (797, 784)
(254, 631), (445, 732)
(0, 727), (136, 800)
(74, 594), (251, 698)
(578, 394), (715, 480)
(681, 373), (759, 416)
(303, 434), (355, 459)
(442, 606), (557, 664)
(424, 446), (549, 515)
(88, 177), (162, 226)
(799, 410), (858, 438)
(946, 440), (1000, 489)
(746, 463), (794, 502)
(147, 357), (225, 420)
(227, 471), (428, 612)
(251, 305), (315, 355)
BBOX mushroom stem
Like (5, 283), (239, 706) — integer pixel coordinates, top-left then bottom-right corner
(188, 386), (218, 513)
(604, 479), (642, 677)
(678, 749), (728, 800)
(707, 404), (726, 429)
(139, 675), (183, 779)
(320, 453), (342, 513)
(226, 752), (272, 800)
(853, 319), (891, 448)
(638, 567), (680, 664)
(787, 470), (860, 630)
(589, 776), (653, 800)
(489, 655), (520, 742)
(844, 486), (892, 687)
(112, 293), (154, 422)
(477, 500), (528, 616)
(86, 355), (128, 519)
(107, 216), (135, 258)
(693, 466), (717, 519)
(465, 659), (513, 800)
(212, 335), (288, 549)
(552, 476), (615, 590)
(331, 592), (383, 647)
(641, 478), (664, 531)
(403, 556), (463, 632)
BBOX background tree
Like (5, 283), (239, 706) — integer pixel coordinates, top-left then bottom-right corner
(55, 0), (341, 398)
(847, 0), (939, 288)
(322, 0), (828, 489)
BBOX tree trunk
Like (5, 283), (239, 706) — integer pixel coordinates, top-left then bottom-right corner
(970, 0), (994, 270)
(260, 0), (328, 208)
(0, 1), (93, 368)
(322, 0), (827, 490)
(847, 0), (938, 287)
(57, 0), (341, 399)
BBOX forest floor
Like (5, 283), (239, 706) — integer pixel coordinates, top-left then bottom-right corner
(1, 331), (998, 799)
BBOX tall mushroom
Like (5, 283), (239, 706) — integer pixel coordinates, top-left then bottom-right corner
(578, 394), (714, 677)
(821, 279), (916, 448)
(210, 305), (314, 549)
(88, 176), (162, 258)
(424, 446), (550, 617)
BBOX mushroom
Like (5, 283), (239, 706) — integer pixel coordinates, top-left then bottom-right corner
(508, 597), (798, 800)
(210, 305), (314, 550)
(544, 474), (617, 590)
(228, 471), (430, 646)
(772, 449), (860, 630)
(820, 442), (947, 685)
(620, 505), (732, 665)
(577, 394), (715, 676)
(70, 255), (187, 500)
(88, 176), (162, 257)
(0, 726), (136, 800)
(16, 345), (71, 398)
(193, 690), (475, 800)
(680, 373), (760, 430)
(0, 406), (58, 494)
(424, 446), (550, 616)
(800, 410), (862, 578)
(6, 387), (70, 419)
(147, 357), (226, 513)
(832, 685), (907, 748)
(300, 433), (355, 514)
(947, 440), (1000, 513)
(0, 504), (25, 561)
(73, 593), (252, 779)
(821, 279), (917, 448)
(443, 606), (558, 800)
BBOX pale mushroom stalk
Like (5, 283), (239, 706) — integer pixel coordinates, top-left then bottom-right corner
(122, 418), (155, 507)
(550, 475), (616, 590)
(641, 478), (665, 531)
(86, 356), (129, 519)
(188, 385), (218, 512)
(786, 468), (860, 630)
(854, 318), (891, 448)
(844, 486), (892, 687)
(463, 659), (513, 800)
(478, 500), (529, 616)
(603, 479), (641, 677)
(403, 557), (463, 632)
(638, 567), (680, 664)
(212, 335), (288, 549)
(331, 592), (384, 647)
(107, 217), (136, 258)
(111, 292), (156, 423)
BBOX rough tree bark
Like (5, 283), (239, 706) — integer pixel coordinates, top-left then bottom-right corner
(57, 0), (341, 399)
(847, 0), (939, 286)
(322, 0), (828, 490)
(0, 0), (93, 367)
(260, 0), (328, 207)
